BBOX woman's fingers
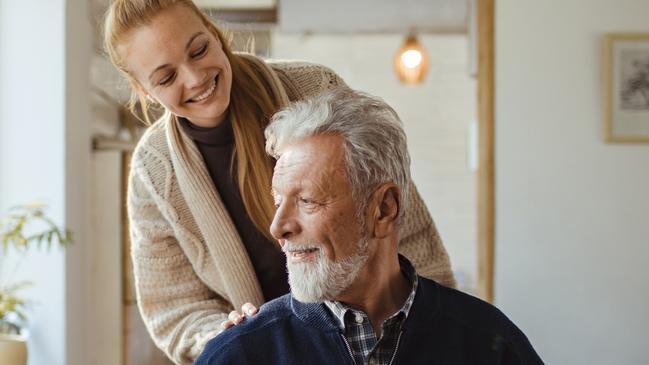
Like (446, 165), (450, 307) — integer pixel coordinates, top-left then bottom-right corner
(220, 319), (234, 330)
(221, 304), (257, 330)
(228, 310), (243, 324)
(241, 302), (257, 316)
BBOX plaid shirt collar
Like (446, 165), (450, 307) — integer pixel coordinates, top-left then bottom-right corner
(324, 255), (418, 365)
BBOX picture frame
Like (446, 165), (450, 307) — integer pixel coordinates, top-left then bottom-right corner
(603, 33), (649, 143)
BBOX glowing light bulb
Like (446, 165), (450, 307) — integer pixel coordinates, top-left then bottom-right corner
(401, 50), (422, 69)
(394, 34), (429, 84)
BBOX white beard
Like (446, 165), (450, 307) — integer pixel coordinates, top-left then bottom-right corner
(283, 238), (369, 303)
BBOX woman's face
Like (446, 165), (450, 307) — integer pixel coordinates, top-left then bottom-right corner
(121, 4), (232, 127)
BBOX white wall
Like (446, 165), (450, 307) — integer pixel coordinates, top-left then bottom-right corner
(0, 1), (92, 364)
(0, 1), (66, 364)
(272, 33), (478, 290)
(495, 1), (649, 364)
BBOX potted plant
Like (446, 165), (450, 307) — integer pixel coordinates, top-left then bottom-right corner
(0, 204), (72, 365)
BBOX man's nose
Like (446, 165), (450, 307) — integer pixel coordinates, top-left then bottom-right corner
(269, 201), (301, 241)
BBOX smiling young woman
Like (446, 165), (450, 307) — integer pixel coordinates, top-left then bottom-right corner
(103, 1), (456, 364)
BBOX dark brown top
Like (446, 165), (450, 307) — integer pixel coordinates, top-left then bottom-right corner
(180, 117), (289, 302)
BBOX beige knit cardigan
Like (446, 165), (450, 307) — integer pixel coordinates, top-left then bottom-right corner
(127, 54), (455, 365)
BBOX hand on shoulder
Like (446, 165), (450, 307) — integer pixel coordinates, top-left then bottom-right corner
(220, 302), (258, 330)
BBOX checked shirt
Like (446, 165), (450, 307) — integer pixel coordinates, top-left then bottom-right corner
(324, 257), (418, 365)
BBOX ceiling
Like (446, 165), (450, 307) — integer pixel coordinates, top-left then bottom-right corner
(194, 0), (276, 9)
(277, 0), (468, 34)
(195, 0), (469, 34)
(92, 0), (468, 34)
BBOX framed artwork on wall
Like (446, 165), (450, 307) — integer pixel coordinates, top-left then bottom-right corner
(603, 33), (649, 143)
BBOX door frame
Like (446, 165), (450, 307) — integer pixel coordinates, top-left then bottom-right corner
(477, 0), (495, 302)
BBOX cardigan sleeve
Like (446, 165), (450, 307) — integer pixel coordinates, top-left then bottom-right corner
(398, 182), (457, 288)
(127, 157), (232, 365)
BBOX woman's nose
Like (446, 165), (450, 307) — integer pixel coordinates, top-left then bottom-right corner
(183, 64), (208, 89)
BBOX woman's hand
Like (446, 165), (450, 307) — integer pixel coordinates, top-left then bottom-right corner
(221, 302), (258, 330)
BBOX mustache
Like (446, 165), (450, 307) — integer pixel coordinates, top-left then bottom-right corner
(281, 241), (323, 253)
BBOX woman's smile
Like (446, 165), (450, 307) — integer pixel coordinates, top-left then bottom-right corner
(186, 74), (218, 104)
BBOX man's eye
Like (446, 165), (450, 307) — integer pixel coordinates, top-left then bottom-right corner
(299, 198), (316, 205)
(191, 43), (208, 58)
(159, 72), (175, 85)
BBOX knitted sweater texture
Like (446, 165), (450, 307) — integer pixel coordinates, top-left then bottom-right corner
(127, 55), (455, 365)
(195, 277), (544, 365)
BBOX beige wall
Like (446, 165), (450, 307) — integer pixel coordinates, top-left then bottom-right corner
(495, 0), (649, 364)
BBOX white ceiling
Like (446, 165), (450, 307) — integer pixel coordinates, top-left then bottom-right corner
(278, 0), (468, 34)
(196, 0), (468, 34)
(194, 0), (276, 9)
(92, 0), (468, 34)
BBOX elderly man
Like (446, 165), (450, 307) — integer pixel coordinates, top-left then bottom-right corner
(194, 88), (543, 365)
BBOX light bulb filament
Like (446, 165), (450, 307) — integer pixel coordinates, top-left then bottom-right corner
(401, 49), (422, 68)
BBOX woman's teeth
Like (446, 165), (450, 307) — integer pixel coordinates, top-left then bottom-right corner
(189, 77), (217, 102)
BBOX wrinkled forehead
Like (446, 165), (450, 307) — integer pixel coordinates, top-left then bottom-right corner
(271, 135), (348, 195)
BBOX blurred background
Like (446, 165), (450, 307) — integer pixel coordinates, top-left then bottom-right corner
(0, 0), (647, 364)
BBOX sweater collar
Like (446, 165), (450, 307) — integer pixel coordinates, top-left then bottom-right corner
(290, 296), (340, 332)
(323, 255), (419, 331)
(163, 54), (291, 311)
(178, 116), (234, 146)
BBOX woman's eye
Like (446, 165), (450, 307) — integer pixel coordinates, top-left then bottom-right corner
(159, 72), (175, 86)
(191, 43), (208, 58)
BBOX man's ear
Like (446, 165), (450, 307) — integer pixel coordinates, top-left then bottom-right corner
(368, 183), (401, 239)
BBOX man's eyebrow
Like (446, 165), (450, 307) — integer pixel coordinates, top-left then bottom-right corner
(147, 32), (205, 83)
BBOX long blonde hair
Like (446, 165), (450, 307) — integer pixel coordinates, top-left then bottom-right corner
(104, 0), (282, 239)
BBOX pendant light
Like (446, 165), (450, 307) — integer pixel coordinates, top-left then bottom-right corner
(394, 34), (429, 84)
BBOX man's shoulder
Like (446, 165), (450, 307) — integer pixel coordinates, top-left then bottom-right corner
(211, 294), (294, 345)
(417, 276), (521, 335)
(194, 295), (295, 364)
(415, 277), (543, 363)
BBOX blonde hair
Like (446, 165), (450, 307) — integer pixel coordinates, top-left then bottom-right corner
(104, 0), (282, 239)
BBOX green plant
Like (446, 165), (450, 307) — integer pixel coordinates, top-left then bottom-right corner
(0, 203), (73, 335)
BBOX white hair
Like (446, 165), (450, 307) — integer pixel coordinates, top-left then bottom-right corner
(265, 87), (411, 222)
(282, 239), (369, 303)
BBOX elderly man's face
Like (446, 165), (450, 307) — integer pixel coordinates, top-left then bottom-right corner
(270, 134), (370, 302)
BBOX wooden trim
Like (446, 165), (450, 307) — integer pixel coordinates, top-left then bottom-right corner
(477, 0), (495, 303)
(122, 152), (131, 365)
(93, 137), (136, 152)
(206, 8), (277, 24)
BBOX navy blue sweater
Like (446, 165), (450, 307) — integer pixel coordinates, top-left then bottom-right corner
(195, 277), (543, 365)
